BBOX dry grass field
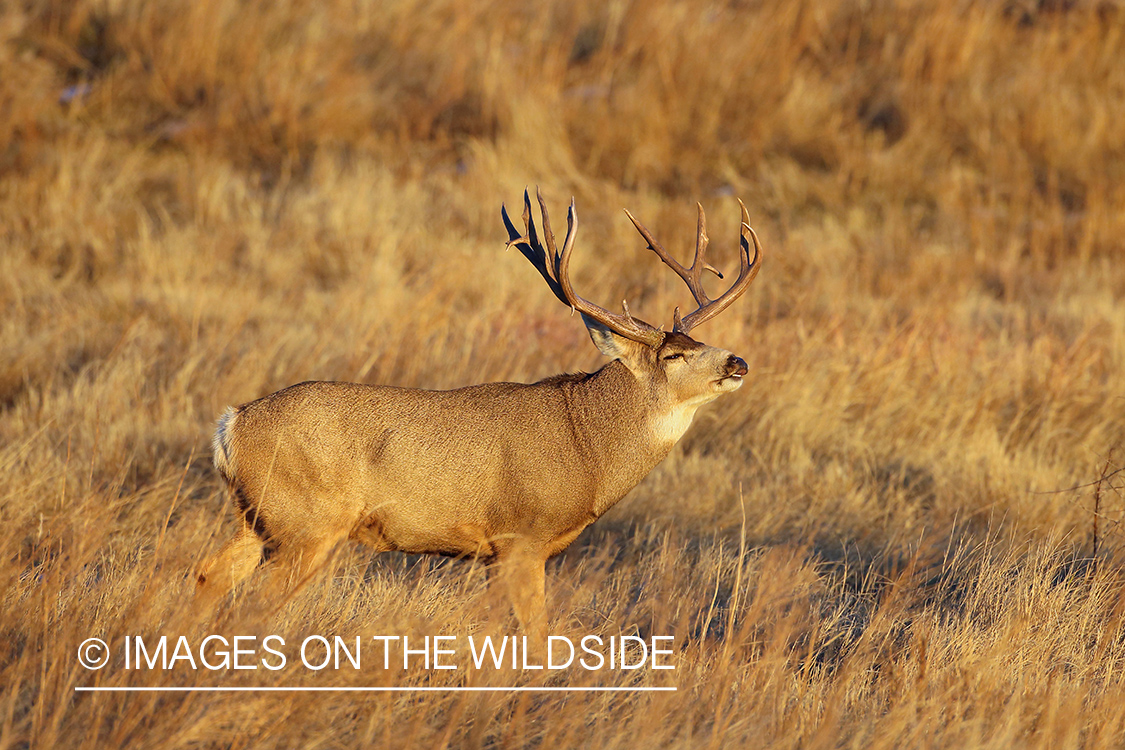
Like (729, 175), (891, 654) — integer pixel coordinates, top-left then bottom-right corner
(3, 0), (1125, 747)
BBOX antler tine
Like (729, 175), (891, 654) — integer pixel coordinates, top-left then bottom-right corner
(624, 208), (688, 284)
(526, 188), (556, 287)
(695, 202), (724, 283)
(535, 186), (560, 269)
(503, 190), (665, 348)
(675, 198), (763, 333)
(555, 199), (579, 308)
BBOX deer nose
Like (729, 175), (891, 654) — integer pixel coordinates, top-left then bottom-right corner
(727, 355), (748, 377)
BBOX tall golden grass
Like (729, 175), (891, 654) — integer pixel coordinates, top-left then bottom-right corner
(3, 0), (1125, 746)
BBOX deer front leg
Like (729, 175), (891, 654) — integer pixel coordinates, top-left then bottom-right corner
(195, 521), (265, 610)
(498, 548), (548, 643)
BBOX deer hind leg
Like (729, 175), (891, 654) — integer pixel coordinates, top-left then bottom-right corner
(195, 521), (265, 609)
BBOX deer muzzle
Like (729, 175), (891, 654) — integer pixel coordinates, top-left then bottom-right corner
(726, 355), (748, 379)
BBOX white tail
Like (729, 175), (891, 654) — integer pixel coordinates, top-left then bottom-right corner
(211, 407), (238, 482)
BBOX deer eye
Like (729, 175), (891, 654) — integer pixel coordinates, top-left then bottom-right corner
(662, 353), (683, 361)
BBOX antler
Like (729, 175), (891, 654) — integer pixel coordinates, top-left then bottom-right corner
(624, 200), (763, 334)
(502, 187), (665, 348)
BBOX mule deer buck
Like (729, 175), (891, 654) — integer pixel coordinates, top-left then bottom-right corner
(196, 189), (763, 639)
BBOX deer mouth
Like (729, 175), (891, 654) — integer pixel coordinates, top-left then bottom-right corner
(715, 357), (748, 387)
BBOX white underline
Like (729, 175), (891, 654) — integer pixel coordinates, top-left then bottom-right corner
(75, 686), (676, 693)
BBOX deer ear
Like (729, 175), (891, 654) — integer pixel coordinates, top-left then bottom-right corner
(581, 315), (647, 360)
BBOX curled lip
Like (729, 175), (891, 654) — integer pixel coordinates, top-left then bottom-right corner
(723, 364), (748, 379)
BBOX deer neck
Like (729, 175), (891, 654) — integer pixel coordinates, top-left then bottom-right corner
(560, 360), (699, 516)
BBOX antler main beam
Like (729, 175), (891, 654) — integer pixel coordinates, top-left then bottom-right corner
(502, 188), (665, 348)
